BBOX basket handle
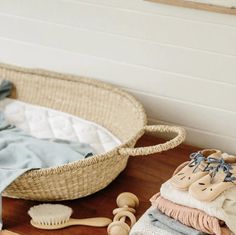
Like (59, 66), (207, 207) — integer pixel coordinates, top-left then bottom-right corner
(118, 125), (186, 156)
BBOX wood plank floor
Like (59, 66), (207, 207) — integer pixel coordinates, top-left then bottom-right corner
(2, 135), (199, 235)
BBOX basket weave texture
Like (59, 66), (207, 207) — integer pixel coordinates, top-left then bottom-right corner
(0, 63), (186, 201)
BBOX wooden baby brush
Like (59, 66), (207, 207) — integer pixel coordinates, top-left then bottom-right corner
(107, 192), (139, 235)
(28, 204), (112, 230)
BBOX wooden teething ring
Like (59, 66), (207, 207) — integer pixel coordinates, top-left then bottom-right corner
(107, 192), (139, 235)
(113, 210), (136, 227)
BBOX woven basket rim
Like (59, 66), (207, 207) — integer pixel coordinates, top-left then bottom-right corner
(0, 63), (147, 177)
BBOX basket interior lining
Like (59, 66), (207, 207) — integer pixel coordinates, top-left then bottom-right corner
(0, 97), (122, 154)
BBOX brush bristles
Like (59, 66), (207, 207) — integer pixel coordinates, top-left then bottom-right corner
(28, 204), (73, 225)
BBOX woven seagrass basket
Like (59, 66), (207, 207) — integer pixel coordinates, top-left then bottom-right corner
(0, 63), (186, 201)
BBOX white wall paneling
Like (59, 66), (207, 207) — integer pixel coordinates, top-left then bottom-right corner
(1, 1), (236, 55)
(1, 14), (236, 85)
(0, 0), (235, 152)
(128, 89), (236, 138)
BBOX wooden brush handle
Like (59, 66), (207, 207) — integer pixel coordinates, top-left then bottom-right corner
(68, 217), (112, 227)
(2, 230), (21, 235)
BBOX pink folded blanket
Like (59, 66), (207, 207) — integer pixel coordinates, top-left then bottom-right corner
(150, 194), (231, 235)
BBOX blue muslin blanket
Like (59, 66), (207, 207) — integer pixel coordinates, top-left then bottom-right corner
(0, 80), (95, 229)
(148, 209), (207, 235)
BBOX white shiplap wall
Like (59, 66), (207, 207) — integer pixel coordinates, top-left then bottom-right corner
(0, 0), (236, 153)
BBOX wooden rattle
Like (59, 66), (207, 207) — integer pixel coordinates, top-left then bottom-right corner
(107, 192), (139, 235)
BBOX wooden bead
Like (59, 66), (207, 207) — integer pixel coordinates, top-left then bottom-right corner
(107, 221), (130, 235)
(116, 192), (139, 209)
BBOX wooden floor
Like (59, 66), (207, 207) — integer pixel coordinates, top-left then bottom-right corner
(2, 135), (199, 235)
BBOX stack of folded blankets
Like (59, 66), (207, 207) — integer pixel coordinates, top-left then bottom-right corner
(130, 149), (236, 235)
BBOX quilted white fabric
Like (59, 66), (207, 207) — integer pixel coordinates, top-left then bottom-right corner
(0, 98), (121, 154)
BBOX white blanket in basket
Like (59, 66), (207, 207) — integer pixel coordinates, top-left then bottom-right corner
(0, 98), (121, 154)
